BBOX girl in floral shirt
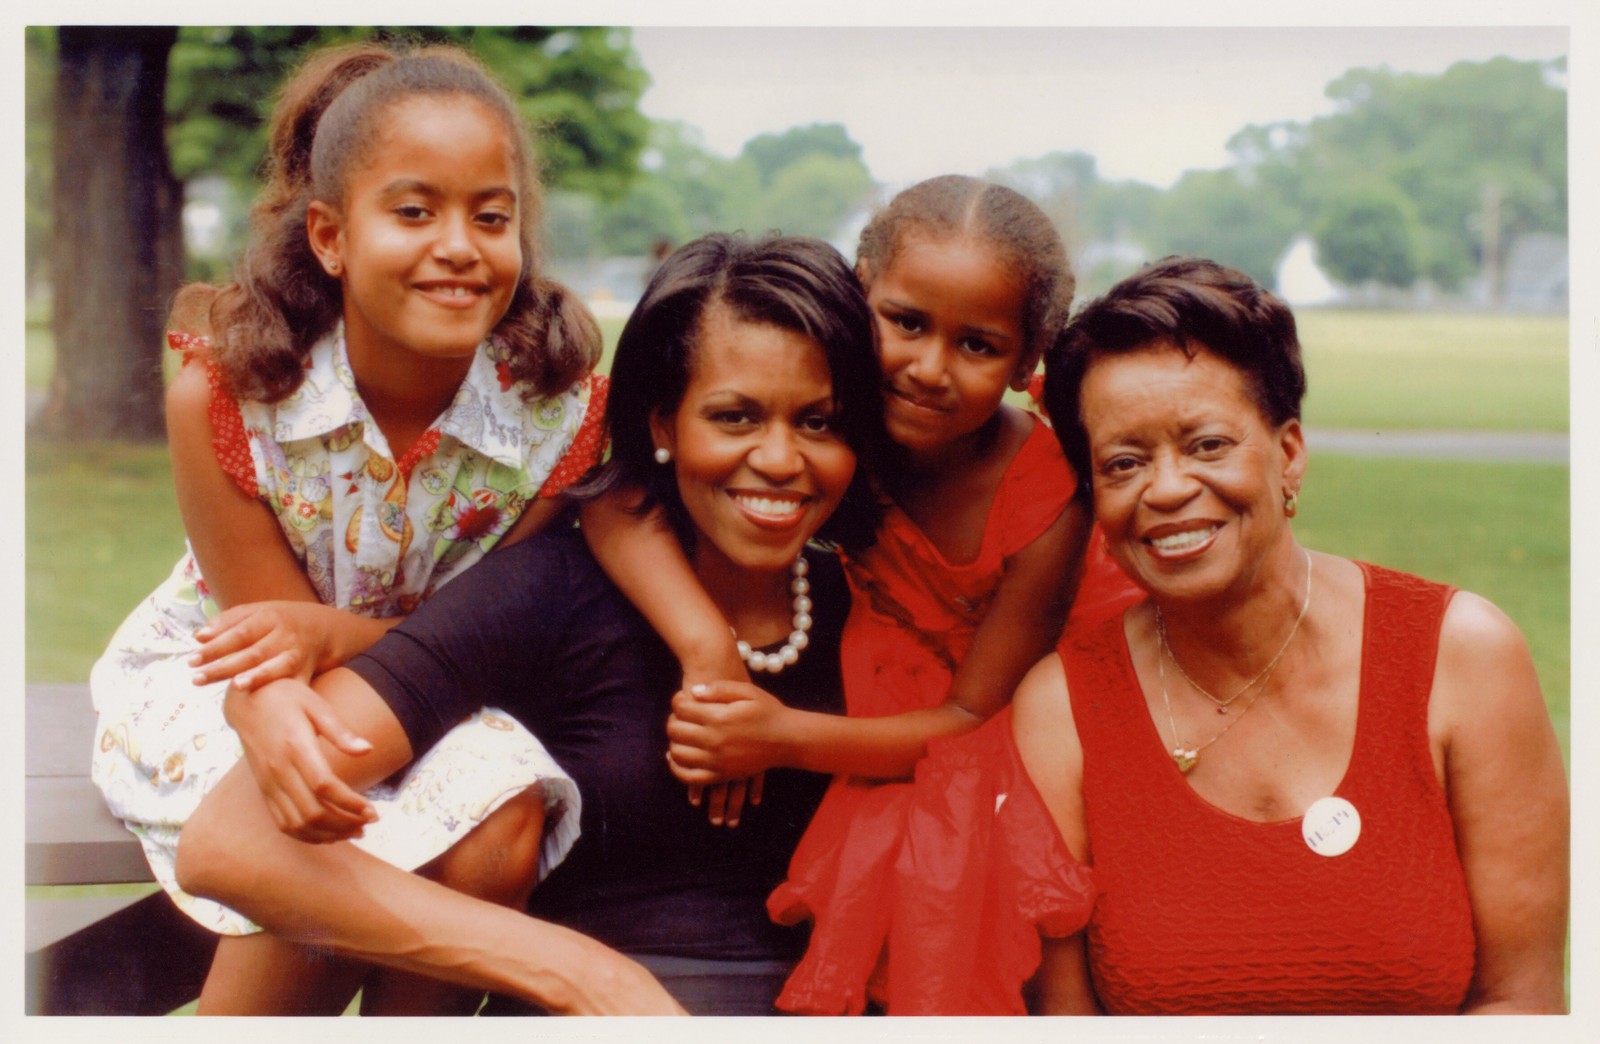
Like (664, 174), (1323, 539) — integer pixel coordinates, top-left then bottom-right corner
(89, 41), (603, 1014)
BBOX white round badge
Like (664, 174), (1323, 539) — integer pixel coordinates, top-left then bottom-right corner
(1301, 796), (1361, 857)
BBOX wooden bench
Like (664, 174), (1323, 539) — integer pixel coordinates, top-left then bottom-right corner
(26, 683), (217, 1015)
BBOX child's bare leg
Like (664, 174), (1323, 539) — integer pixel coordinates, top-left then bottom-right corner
(359, 786), (548, 1015)
(197, 932), (366, 1015)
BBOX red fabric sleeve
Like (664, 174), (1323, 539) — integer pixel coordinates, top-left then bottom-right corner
(169, 332), (257, 499)
(537, 372), (609, 498)
(885, 708), (1097, 1014)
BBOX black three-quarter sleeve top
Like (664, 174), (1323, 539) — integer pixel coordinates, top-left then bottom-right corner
(346, 526), (848, 963)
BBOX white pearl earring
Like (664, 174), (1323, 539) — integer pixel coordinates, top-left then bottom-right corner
(654, 447), (672, 464)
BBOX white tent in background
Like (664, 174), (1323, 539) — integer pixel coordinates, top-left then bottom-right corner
(1276, 234), (1341, 306)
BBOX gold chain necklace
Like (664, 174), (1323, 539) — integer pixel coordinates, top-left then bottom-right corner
(1155, 549), (1313, 714)
(1157, 550), (1313, 773)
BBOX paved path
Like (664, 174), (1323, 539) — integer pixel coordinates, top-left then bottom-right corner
(1305, 427), (1568, 465)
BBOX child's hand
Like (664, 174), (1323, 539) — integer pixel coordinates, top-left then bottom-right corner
(667, 681), (791, 782)
(223, 677), (377, 843)
(189, 601), (341, 690)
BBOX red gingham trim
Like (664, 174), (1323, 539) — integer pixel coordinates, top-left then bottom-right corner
(168, 332), (258, 499)
(538, 372), (609, 498)
(397, 428), (443, 483)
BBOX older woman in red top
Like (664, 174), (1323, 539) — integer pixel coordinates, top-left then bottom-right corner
(974, 256), (1566, 1014)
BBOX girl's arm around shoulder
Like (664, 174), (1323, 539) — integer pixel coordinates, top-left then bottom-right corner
(1011, 652), (1100, 1015)
(666, 499), (1094, 783)
(946, 495), (1094, 723)
(167, 366), (400, 687)
(579, 491), (747, 685)
(1429, 591), (1568, 1013)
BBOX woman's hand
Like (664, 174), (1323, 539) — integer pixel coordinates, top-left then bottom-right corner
(190, 601), (344, 690)
(223, 677), (378, 843)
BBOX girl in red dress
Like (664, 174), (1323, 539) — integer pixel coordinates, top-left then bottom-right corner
(598, 175), (1139, 1014)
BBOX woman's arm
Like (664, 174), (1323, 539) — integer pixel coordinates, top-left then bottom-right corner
(166, 363), (398, 687)
(1430, 592), (1569, 1013)
(1010, 653), (1099, 1014)
(175, 669), (684, 1014)
(668, 499), (1091, 782)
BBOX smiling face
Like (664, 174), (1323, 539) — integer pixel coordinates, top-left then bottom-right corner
(309, 93), (522, 370)
(866, 235), (1034, 459)
(650, 304), (858, 579)
(1081, 343), (1306, 606)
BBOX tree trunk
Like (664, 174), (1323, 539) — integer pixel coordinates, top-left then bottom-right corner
(35, 27), (181, 442)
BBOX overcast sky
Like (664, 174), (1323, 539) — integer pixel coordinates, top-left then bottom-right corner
(631, 25), (1568, 190)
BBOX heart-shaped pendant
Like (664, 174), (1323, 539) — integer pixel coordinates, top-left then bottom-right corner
(1171, 748), (1198, 773)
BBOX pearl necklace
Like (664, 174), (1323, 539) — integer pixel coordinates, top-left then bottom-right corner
(1157, 550), (1313, 774)
(733, 555), (813, 674)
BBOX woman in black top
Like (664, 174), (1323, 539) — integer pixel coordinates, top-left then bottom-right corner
(176, 233), (887, 1014)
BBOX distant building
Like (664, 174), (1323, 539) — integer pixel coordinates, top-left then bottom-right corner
(1275, 234), (1341, 307)
(1494, 232), (1568, 313)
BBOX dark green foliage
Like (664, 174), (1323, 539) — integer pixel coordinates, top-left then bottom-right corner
(1315, 182), (1423, 288)
(165, 26), (651, 198)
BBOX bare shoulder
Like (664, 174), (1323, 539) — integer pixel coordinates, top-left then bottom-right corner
(165, 357), (214, 426)
(1430, 588), (1550, 751)
(1435, 590), (1540, 701)
(1439, 589), (1529, 658)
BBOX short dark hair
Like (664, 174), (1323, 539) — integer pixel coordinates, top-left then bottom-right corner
(577, 233), (885, 553)
(1044, 255), (1306, 490)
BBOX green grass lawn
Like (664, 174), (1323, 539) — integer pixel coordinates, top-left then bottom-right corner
(1296, 454), (1569, 759)
(1297, 310), (1568, 432)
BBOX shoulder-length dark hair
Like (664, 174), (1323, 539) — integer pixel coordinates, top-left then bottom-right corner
(576, 232), (885, 554)
(1044, 255), (1306, 492)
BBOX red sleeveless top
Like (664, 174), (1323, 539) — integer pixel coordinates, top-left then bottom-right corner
(1065, 562), (1475, 1014)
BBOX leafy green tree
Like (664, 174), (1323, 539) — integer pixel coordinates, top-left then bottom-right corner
(24, 27), (55, 303)
(759, 153), (874, 241)
(637, 120), (763, 238)
(742, 123), (863, 186)
(579, 119), (872, 258)
(1235, 57), (1565, 295)
(1151, 168), (1299, 289)
(592, 178), (694, 256)
(1315, 183), (1423, 288)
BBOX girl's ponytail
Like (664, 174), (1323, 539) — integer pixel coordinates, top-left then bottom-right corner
(172, 43), (394, 402)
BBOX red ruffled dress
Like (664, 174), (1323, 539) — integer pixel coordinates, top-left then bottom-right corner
(767, 418), (1138, 1014)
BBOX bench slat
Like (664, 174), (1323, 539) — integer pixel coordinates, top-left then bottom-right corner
(26, 683), (153, 885)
